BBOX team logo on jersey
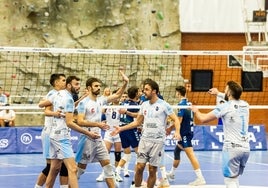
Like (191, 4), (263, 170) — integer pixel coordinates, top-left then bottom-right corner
(90, 108), (95, 113)
(144, 110), (147, 116)
(155, 106), (159, 111)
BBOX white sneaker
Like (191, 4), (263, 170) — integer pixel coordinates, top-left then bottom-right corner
(166, 172), (175, 182)
(124, 169), (130, 177)
(157, 178), (170, 188)
(114, 172), (123, 182)
(96, 172), (104, 182)
(188, 178), (206, 186)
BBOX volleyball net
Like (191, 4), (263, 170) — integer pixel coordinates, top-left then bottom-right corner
(0, 46), (268, 112)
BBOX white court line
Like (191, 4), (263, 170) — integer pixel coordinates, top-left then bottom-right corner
(170, 186), (268, 188)
(0, 163), (27, 167)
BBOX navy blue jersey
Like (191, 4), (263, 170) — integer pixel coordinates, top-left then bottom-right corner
(120, 99), (139, 124)
(177, 98), (194, 136)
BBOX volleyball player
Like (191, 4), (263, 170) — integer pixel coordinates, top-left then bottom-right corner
(114, 85), (141, 182)
(111, 78), (181, 188)
(75, 71), (129, 188)
(166, 86), (206, 186)
(191, 81), (250, 188)
(35, 73), (69, 188)
(96, 89), (123, 182)
(40, 75), (99, 188)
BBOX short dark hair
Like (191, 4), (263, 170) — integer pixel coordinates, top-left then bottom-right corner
(86, 77), (101, 87)
(66, 75), (80, 85)
(49, 73), (66, 86)
(227, 81), (243, 100)
(143, 78), (159, 94)
(127, 86), (139, 99)
(175, 86), (186, 97)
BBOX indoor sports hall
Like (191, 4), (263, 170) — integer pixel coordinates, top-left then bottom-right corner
(0, 0), (268, 188)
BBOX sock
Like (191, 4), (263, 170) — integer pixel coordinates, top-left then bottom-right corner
(59, 185), (68, 188)
(170, 166), (177, 175)
(160, 166), (167, 179)
(124, 161), (129, 171)
(194, 169), (204, 179)
(77, 167), (85, 179)
(34, 185), (42, 188)
(115, 166), (121, 174)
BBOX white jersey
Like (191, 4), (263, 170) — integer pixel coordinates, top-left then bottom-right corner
(43, 89), (58, 134)
(49, 89), (74, 140)
(139, 98), (174, 143)
(105, 106), (121, 134)
(213, 99), (250, 147)
(77, 96), (108, 141)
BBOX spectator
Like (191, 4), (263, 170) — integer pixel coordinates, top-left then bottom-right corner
(0, 87), (8, 106)
(0, 104), (15, 127)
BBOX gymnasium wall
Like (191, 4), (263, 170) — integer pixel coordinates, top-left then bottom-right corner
(181, 33), (268, 133)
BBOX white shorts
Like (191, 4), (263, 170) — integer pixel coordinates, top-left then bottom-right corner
(75, 135), (110, 164)
(48, 138), (74, 159)
(137, 139), (164, 167)
(103, 130), (121, 143)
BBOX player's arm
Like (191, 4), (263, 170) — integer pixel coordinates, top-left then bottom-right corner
(77, 113), (109, 130)
(107, 70), (129, 103)
(111, 114), (144, 136)
(38, 99), (52, 108)
(65, 112), (100, 139)
(191, 106), (217, 123)
(168, 113), (181, 140)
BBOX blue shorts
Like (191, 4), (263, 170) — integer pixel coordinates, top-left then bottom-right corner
(177, 132), (193, 148)
(119, 128), (140, 149)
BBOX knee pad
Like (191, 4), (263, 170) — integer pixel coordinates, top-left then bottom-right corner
(59, 163), (68, 177)
(42, 163), (51, 176)
(103, 164), (114, 179)
(174, 144), (182, 160)
(122, 153), (131, 163)
(114, 152), (121, 162)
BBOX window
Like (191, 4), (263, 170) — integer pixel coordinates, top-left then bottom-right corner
(241, 71), (263, 91)
(191, 70), (213, 91)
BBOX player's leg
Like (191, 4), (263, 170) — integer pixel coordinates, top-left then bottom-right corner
(34, 159), (51, 188)
(167, 144), (182, 181)
(45, 159), (62, 188)
(59, 162), (69, 188)
(63, 158), (79, 188)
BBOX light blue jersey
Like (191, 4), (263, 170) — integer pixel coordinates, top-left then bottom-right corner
(139, 98), (174, 143)
(49, 89), (74, 140)
(213, 99), (250, 146)
(76, 96), (107, 141)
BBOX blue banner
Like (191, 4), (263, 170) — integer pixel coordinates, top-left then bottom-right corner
(0, 128), (17, 154)
(0, 125), (266, 154)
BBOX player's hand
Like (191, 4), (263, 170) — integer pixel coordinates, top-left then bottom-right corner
(110, 125), (121, 136)
(119, 108), (127, 114)
(119, 70), (129, 83)
(98, 122), (110, 130)
(208, 88), (219, 95)
(173, 130), (181, 141)
(88, 131), (101, 139)
(165, 126), (172, 136)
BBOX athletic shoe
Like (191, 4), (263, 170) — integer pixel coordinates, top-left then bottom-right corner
(114, 172), (123, 182)
(124, 169), (130, 177)
(166, 172), (175, 182)
(96, 172), (104, 182)
(157, 178), (170, 188)
(188, 178), (206, 186)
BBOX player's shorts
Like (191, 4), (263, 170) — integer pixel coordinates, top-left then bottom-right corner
(222, 142), (250, 178)
(137, 139), (164, 167)
(119, 128), (140, 149)
(177, 132), (193, 148)
(48, 138), (74, 159)
(104, 130), (121, 143)
(75, 134), (110, 164)
(41, 132), (50, 159)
